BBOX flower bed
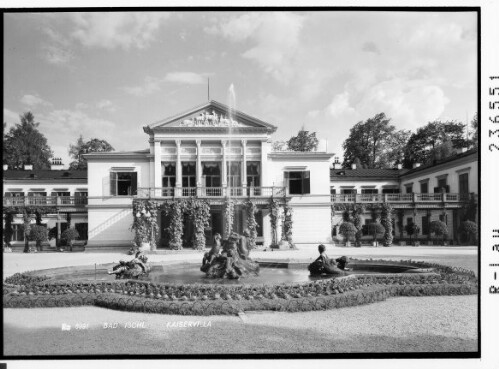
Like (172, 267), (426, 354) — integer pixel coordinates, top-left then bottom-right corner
(3, 259), (477, 315)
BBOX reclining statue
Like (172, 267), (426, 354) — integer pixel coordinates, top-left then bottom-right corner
(308, 244), (349, 276)
(108, 251), (151, 279)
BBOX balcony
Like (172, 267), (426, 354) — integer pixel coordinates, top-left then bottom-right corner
(3, 196), (88, 207)
(331, 193), (475, 207)
(137, 186), (287, 199)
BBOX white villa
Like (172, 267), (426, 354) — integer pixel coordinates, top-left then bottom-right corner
(3, 101), (478, 250)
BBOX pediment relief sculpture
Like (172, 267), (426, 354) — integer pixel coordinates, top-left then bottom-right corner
(180, 110), (245, 127)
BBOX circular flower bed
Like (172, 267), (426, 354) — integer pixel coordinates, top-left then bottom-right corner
(3, 259), (477, 316)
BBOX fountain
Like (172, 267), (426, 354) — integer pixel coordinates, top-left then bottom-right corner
(199, 84), (260, 279)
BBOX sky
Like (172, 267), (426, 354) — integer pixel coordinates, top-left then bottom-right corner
(3, 11), (478, 167)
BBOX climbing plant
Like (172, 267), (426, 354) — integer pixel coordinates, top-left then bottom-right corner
(269, 198), (280, 246)
(4, 212), (14, 246)
(352, 205), (365, 247)
(380, 203), (394, 247)
(244, 200), (258, 250)
(283, 204), (294, 247)
(168, 201), (184, 250)
(223, 199), (235, 238)
(189, 199), (211, 250)
(131, 200), (160, 250)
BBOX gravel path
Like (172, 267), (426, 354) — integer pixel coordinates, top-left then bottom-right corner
(3, 295), (477, 355)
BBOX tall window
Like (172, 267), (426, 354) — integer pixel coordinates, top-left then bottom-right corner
(459, 173), (469, 194)
(12, 224), (25, 241)
(361, 188), (378, 194)
(255, 210), (263, 237)
(341, 188), (356, 194)
(202, 162), (221, 187)
(420, 182), (428, 193)
(182, 162), (196, 188)
(246, 162), (260, 187)
(421, 216), (429, 235)
(162, 163), (176, 187)
(75, 223), (88, 240)
(110, 172), (137, 196)
(51, 191), (70, 204)
(227, 162), (241, 187)
(75, 191), (88, 204)
(28, 192), (47, 205)
(5, 192), (24, 206)
(435, 177), (448, 193)
(286, 171), (310, 195)
(405, 185), (413, 194)
(382, 188), (400, 194)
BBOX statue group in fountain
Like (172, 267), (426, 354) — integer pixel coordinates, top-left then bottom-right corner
(108, 251), (151, 279)
(201, 229), (259, 279)
(308, 244), (349, 276)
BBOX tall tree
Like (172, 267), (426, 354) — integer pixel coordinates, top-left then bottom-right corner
(3, 112), (53, 169)
(403, 120), (471, 167)
(342, 113), (397, 169)
(68, 135), (114, 170)
(287, 129), (319, 152)
(470, 112), (478, 148)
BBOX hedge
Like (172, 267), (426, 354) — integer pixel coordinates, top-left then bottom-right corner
(3, 259), (478, 315)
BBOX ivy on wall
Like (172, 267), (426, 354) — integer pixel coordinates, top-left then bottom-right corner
(189, 199), (211, 250)
(168, 201), (184, 250)
(245, 200), (258, 250)
(131, 200), (160, 250)
(380, 203), (394, 247)
(283, 204), (294, 247)
(269, 198), (280, 246)
(223, 199), (235, 238)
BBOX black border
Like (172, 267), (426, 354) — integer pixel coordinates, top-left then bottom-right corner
(1, 6), (481, 361)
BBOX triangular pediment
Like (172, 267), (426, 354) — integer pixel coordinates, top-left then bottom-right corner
(145, 100), (276, 132)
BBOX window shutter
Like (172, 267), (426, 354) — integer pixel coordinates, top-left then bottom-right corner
(131, 172), (138, 195)
(110, 172), (117, 196)
(303, 171), (310, 194)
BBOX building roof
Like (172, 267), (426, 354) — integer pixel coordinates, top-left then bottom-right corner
(330, 168), (408, 180)
(330, 148), (478, 181)
(3, 170), (88, 180)
(84, 149), (149, 160)
(144, 100), (277, 134)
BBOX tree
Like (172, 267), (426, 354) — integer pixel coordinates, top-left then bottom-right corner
(287, 129), (319, 152)
(470, 112), (478, 148)
(383, 130), (412, 167)
(3, 112), (53, 169)
(339, 221), (357, 246)
(342, 113), (397, 168)
(403, 120), (471, 168)
(367, 222), (385, 245)
(404, 223), (420, 246)
(68, 136), (114, 170)
(429, 220), (449, 244)
(271, 140), (288, 151)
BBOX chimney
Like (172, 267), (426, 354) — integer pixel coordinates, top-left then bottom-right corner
(397, 163), (403, 170)
(3, 164), (7, 171)
(51, 157), (64, 170)
(332, 157), (342, 169)
(413, 163), (421, 169)
(24, 164), (33, 170)
(351, 163), (357, 170)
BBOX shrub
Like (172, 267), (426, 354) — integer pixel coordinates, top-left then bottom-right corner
(339, 222), (357, 244)
(404, 223), (420, 245)
(459, 220), (478, 244)
(29, 225), (49, 251)
(61, 228), (79, 251)
(430, 220), (449, 243)
(367, 222), (385, 243)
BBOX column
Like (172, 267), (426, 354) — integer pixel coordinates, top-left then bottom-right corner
(221, 140), (227, 188)
(196, 140), (202, 196)
(154, 140), (162, 197)
(241, 140), (247, 188)
(175, 140), (182, 196)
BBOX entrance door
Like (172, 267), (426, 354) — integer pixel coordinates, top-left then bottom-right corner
(206, 211), (223, 246)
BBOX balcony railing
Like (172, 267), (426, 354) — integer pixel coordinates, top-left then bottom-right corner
(331, 193), (474, 204)
(137, 186), (287, 199)
(3, 196), (88, 207)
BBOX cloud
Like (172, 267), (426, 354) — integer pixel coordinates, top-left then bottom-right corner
(41, 27), (74, 65)
(3, 108), (19, 124)
(361, 41), (380, 54)
(20, 94), (52, 107)
(69, 13), (170, 50)
(165, 72), (206, 85)
(214, 12), (305, 81)
(326, 92), (356, 119)
(123, 76), (163, 97)
(96, 99), (116, 112)
(124, 72), (207, 96)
